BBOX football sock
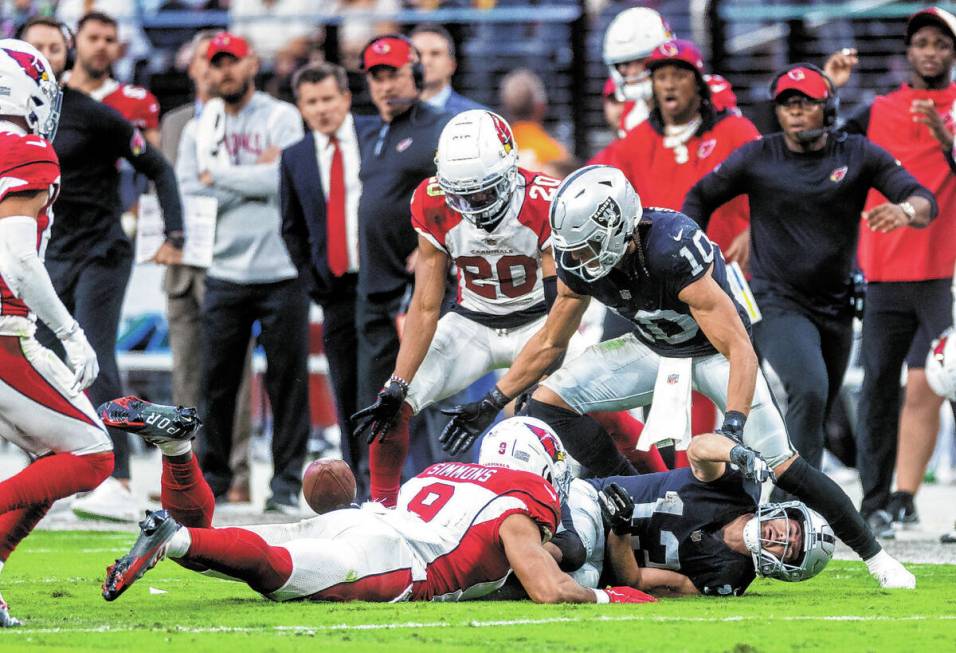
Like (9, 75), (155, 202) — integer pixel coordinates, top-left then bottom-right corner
(591, 410), (667, 473)
(184, 527), (293, 595)
(776, 456), (881, 560)
(369, 403), (413, 507)
(0, 501), (52, 563)
(525, 399), (637, 477)
(0, 451), (113, 514)
(157, 439), (192, 458)
(161, 455), (215, 528)
(165, 527), (191, 558)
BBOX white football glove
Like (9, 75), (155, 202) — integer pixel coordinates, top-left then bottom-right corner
(60, 323), (99, 393)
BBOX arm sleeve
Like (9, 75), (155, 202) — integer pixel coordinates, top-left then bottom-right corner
(842, 104), (871, 135)
(866, 141), (939, 219)
(209, 104), (305, 198)
(101, 106), (184, 236)
(681, 145), (752, 231)
(175, 120), (243, 213)
(0, 215), (76, 337)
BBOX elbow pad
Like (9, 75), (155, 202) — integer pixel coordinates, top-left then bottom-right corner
(543, 275), (558, 310)
(550, 529), (587, 572)
(0, 216), (76, 337)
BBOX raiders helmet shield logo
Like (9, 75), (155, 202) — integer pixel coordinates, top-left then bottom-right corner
(829, 165), (848, 182)
(590, 196), (621, 229)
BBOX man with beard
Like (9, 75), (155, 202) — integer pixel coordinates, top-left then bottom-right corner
(842, 7), (956, 538)
(20, 17), (183, 522)
(64, 12), (159, 146)
(176, 32), (309, 513)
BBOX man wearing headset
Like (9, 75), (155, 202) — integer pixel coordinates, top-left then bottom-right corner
(354, 34), (452, 462)
(682, 64), (936, 483)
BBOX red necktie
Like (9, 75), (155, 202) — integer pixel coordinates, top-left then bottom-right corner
(326, 134), (348, 277)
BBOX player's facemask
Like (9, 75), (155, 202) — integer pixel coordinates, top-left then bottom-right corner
(743, 502), (835, 582)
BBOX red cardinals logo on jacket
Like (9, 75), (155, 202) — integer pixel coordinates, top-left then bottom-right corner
(829, 165), (848, 182)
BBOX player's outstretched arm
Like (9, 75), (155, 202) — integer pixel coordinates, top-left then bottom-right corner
(0, 192), (98, 392)
(605, 530), (698, 596)
(438, 282), (590, 455)
(352, 236), (449, 443)
(681, 266), (757, 435)
(687, 433), (774, 484)
(393, 237), (450, 384)
(500, 514), (655, 604)
(497, 280), (590, 398)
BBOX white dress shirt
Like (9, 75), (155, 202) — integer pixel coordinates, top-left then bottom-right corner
(314, 113), (362, 273)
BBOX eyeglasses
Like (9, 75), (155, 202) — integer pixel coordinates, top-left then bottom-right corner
(776, 96), (825, 111)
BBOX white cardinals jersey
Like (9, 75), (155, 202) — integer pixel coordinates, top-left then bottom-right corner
(411, 167), (558, 328)
(0, 130), (59, 331)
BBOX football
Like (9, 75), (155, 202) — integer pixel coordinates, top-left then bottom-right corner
(302, 458), (357, 514)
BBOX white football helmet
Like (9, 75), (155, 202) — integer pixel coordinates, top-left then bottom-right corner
(926, 328), (956, 401)
(743, 502), (835, 582)
(0, 39), (61, 141)
(435, 109), (519, 230)
(478, 416), (572, 503)
(550, 165), (641, 281)
(603, 7), (673, 102)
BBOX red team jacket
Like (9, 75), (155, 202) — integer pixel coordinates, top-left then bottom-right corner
(0, 132), (60, 319)
(859, 84), (956, 282)
(596, 112), (760, 252)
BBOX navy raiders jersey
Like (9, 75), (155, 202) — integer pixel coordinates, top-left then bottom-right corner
(558, 208), (750, 357)
(589, 467), (761, 596)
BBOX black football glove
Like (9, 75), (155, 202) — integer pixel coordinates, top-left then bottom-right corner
(716, 410), (747, 442)
(598, 482), (634, 536)
(438, 386), (509, 455)
(729, 443), (775, 484)
(351, 379), (408, 444)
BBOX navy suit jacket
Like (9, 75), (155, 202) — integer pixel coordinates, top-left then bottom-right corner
(443, 89), (488, 115)
(280, 115), (374, 300)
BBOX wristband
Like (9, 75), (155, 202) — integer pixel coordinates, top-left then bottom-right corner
(387, 375), (410, 396)
(593, 588), (610, 604)
(488, 385), (511, 409)
(898, 201), (916, 224)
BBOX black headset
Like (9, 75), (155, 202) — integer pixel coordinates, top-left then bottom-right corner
(360, 33), (424, 91)
(15, 18), (75, 72)
(768, 62), (839, 127)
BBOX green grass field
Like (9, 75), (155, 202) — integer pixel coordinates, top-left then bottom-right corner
(0, 532), (953, 652)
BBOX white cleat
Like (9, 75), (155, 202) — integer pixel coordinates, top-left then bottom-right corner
(866, 550), (916, 589)
(0, 591), (21, 628)
(72, 477), (140, 523)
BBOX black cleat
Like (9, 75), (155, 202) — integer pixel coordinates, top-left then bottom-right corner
(102, 510), (181, 602)
(98, 396), (201, 446)
(865, 509), (896, 540)
(886, 491), (919, 527)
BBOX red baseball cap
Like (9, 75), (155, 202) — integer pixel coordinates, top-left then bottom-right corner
(773, 66), (830, 101)
(362, 36), (417, 71)
(906, 7), (956, 44)
(646, 39), (705, 74)
(206, 32), (250, 62)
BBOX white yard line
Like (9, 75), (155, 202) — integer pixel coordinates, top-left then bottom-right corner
(3, 613), (955, 636)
